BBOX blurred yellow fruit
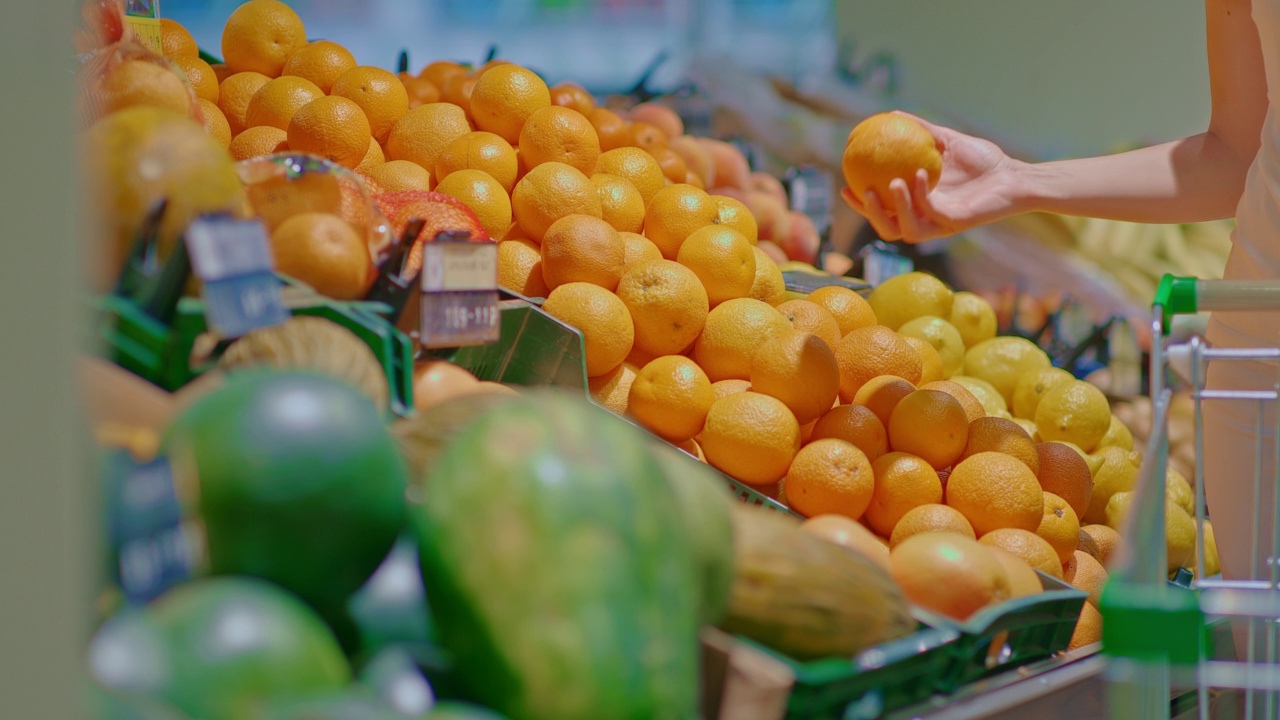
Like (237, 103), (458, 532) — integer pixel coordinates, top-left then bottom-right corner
(1012, 367), (1075, 420)
(949, 291), (998, 349)
(1035, 380), (1111, 452)
(963, 336), (1051, 406)
(897, 315), (965, 378)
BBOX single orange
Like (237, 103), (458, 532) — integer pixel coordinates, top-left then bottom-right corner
(960, 416), (1041, 474)
(748, 247), (787, 306)
(366, 160), (431, 193)
(269, 212), (371, 300)
(677, 225), (756, 306)
(439, 72), (478, 124)
(435, 131), (518, 194)
(1039, 492), (1082, 565)
(519, 105), (602, 175)
(1080, 524), (1121, 567)
(834, 325), (923, 402)
(171, 56), (220, 103)
(630, 121), (669, 152)
(799, 515), (890, 571)
(649, 145), (688, 184)
(692, 298), (790, 382)
(888, 389), (969, 470)
(889, 503), (976, 548)
(510, 161), (603, 242)
(469, 64), (551, 143)
(890, 532), (1010, 621)
(196, 99), (232, 149)
(699, 391), (801, 486)
(497, 238), (552, 298)
(402, 76), (441, 109)
(99, 59), (192, 117)
(842, 112), (942, 211)
(785, 439), (875, 520)
(418, 61), (466, 92)
(620, 231), (663, 272)
(286, 95), (371, 169)
(809, 404), (888, 462)
(592, 174), (646, 235)
(1070, 602), (1103, 650)
(228, 125), (288, 161)
(643, 183), (719, 260)
(628, 356), (715, 442)
(904, 336), (945, 385)
(979, 528), (1063, 579)
(595, 147), (665, 206)
(221, 0), (308, 77)
(244, 75), (323, 131)
(615, 259), (709, 358)
(1064, 549), (1108, 607)
(807, 286), (877, 337)
(540, 214), (624, 291)
(853, 375), (917, 428)
(946, 451), (1044, 535)
(331, 66), (410, 144)
(588, 107), (632, 152)
(217, 71), (272, 136)
(920, 380), (986, 424)
(776, 300), (841, 350)
(435, 169), (512, 240)
(588, 361), (639, 416)
(864, 452), (943, 537)
(540, 282), (634, 377)
(713, 195), (760, 244)
(160, 18), (199, 58)
(385, 103), (472, 179)
(548, 82), (595, 115)
(750, 330), (841, 425)
(1035, 441), (1096, 520)
(354, 136), (385, 174)
(282, 40), (357, 94)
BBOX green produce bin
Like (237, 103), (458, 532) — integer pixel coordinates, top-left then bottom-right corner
(926, 572), (1087, 692)
(738, 621), (959, 720)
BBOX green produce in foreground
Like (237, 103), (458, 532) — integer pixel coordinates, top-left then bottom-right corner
(89, 577), (351, 720)
(163, 371), (408, 650)
(411, 391), (702, 720)
(258, 688), (406, 720)
(721, 504), (917, 661)
(649, 440), (736, 625)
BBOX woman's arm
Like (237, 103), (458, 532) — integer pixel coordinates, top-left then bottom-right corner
(849, 0), (1269, 243)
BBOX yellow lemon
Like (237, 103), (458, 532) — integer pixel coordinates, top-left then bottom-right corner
(867, 271), (953, 331)
(897, 316), (965, 379)
(1035, 380), (1111, 452)
(949, 375), (1007, 417)
(1097, 414), (1135, 451)
(1083, 446), (1142, 525)
(949, 291), (998, 349)
(1012, 367), (1075, 420)
(1200, 520), (1219, 576)
(963, 336), (1051, 407)
(1166, 468), (1194, 517)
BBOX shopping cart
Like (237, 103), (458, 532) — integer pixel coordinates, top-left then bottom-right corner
(1103, 275), (1280, 719)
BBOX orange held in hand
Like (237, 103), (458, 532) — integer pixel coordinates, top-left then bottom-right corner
(842, 112), (942, 212)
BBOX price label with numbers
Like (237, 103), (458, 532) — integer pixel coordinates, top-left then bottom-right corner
(186, 216), (289, 338)
(420, 240), (500, 348)
(123, 0), (163, 55)
(102, 451), (207, 604)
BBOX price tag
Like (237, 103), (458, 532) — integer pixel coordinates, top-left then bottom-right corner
(420, 240), (500, 348)
(102, 451), (206, 604)
(124, 0), (163, 55)
(185, 216), (289, 338)
(863, 242), (914, 287)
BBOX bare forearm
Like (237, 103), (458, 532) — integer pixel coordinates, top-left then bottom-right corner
(1011, 131), (1255, 224)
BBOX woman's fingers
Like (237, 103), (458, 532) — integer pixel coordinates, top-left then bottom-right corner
(889, 178), (926, 242)
(861, 190), (903, 240)
(912, 169), (948, 228)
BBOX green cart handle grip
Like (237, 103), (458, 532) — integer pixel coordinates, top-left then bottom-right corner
(1154, 274), (1280, 332)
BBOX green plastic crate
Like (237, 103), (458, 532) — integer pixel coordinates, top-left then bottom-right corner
(739, 622), (960, 720)
(926, 572), (1087, 692)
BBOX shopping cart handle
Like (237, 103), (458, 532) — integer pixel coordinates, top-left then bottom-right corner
(1155, 274), (1280, 332)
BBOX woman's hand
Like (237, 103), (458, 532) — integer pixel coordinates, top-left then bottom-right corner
(841, 113), (1026, 244)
